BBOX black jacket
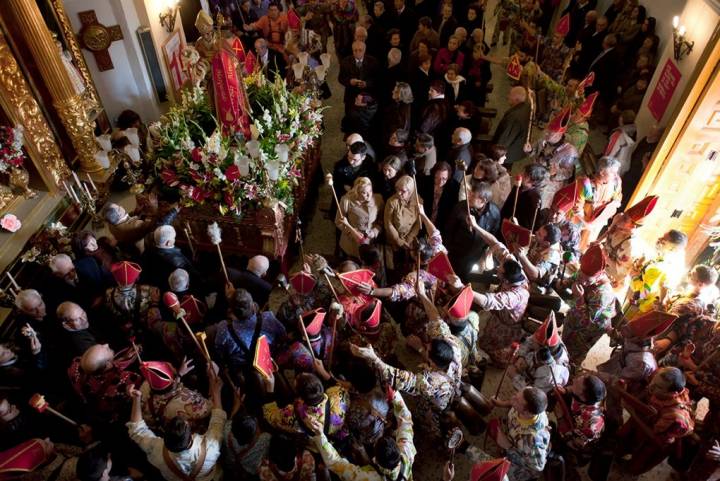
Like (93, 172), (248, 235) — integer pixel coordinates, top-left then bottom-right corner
(338, 54), (381, 106)
(444, 201), (501, 278)
(332, 156), (374, 201)
(228, 268), (273, 308)
(501, 186), (542, 233)
(492, 102), (531, 164)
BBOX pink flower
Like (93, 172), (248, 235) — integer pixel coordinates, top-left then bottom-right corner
(0, 214), (21, 233)
(225, 165), (241, 182)
(289, 167), (302, 178)
(278, 133), (291, 143)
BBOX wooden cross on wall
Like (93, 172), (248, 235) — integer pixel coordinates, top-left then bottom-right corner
(77, 10), (123, 71)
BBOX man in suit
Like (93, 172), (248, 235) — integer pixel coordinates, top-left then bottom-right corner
(391, 0), (418, 48)
(338, 41), (380, 114)
(254, 38), (286, 81)
(492, 86), (531, 166)
(572, 15), (608, 78)
(587, 34), (619, 106)
(563, 0), (597, 46)
(228, 255), (273, 308)
(409, 54), (432, 127)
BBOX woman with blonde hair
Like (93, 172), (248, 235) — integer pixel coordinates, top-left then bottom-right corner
(384, 175), (421, 272)
(336, 177), (384, 258)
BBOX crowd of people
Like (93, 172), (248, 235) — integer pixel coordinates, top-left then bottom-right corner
(0, 0), (719, 481)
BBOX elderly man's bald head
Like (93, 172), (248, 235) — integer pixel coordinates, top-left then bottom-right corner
(248, 255), (270, 276)
(80, 344), (115, 374)
(508, 86), (528, 106)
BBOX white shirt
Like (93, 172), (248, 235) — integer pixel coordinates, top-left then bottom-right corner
(128, 408), (227, 481)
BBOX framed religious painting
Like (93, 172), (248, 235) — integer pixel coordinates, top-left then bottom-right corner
(162, 30), (189, 96)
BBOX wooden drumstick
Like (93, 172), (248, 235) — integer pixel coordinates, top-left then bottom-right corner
(297, 314), (316, 360)
(196, 331), (212, 363)
(325, 173), (345, 220)
(29, 393), (78, 427)
(511, 175), (523, 219)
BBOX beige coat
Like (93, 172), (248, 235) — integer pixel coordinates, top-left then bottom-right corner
(384, 194), (421, 250)
(336, 192), (385, 257)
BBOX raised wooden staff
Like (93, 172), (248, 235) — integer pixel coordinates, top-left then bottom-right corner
(525, 88), (536, 146)
(29, 393), (78, 426)
(207, 222), (229, 284)
(484, 341), (520, 448)
(325, 173), (365, 243)
(163, 292), (209, 362)
(511, 175), (523, 219)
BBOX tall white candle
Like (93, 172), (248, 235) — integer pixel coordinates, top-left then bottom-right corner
(86, 173), (98, 192)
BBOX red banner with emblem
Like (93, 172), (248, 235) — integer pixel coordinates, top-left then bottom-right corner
(211, 50), (251, 138)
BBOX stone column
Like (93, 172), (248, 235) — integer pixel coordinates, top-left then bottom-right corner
(6, 0), (102, 172)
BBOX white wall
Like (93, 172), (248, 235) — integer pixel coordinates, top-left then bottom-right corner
(63, 0), (184, 125)
(635, 0), (720, 138)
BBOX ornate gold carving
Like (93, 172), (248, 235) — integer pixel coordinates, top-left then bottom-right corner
(82, 24), (111, 51)
(48, 0), (101, 116)
(0, 30), (69, 191)
(54, 94), (102, 172)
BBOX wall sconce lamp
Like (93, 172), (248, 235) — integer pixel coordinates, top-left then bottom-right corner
(159, 1), (181, 33)
(672, 16), (694, 61)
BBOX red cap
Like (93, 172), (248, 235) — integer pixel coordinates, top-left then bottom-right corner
(577, 92), (599, 118)
(338, 269), (376, 297)
(289, 271), (317, 295)
(534, 311), (560, 347)
(288, 8), (302, 30)
(627, 310), (677, 339)
(555, 14), (570, 37)
(580, 244), (605, 277)
(362, 300), (382, 329)
(427, 252), (455, 281)
(140, 361), (175, 391)
(0, 439), (50, 476)
(547, 107), (571, 135)
(471, 458), (512, 481)
(111, 261), (142, 287)
(163, 291), (180, 310)
(301, 308), (326, 337)
(230, 37), (245, 62)
(180, 295), (207, 325)
(501, 219), (532, 247)
(552, 181), (579, 214)
(446, 285), (474, 321)
(625, 195), (659, 224)
(506, 54), (522, 81)
(578, 72), (595, 93)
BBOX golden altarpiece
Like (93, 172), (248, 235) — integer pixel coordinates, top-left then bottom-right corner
(0, 0), (118, 302)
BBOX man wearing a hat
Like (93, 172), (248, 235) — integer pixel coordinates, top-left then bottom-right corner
(510, 312), (569, 393)
(103, 261), (161, 340)
(525, 107), (579, 209)
(598, 310), (677, 426)
(466, 220), (529, 367)
(600, 195), (658, 291)
(560, 244), (617, 365)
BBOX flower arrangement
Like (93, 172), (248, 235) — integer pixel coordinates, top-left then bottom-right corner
(147, 69), (324, 217)
(0, 125), (26, 172)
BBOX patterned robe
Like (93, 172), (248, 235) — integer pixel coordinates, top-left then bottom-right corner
(105, 284), (162, 337)
(314, 392), (415, 481)
(512, 339), (570, 393)
(527, 241), (562, 287)
(601, 226), (641, 290)
(562, 274), (616, 365)
(477, 242), (530, 367)
(277, 327), (335, 373)
(263, 386), (350, 441)
(556, 397), (605, 451)
(572, 176), (622, 247)
(372, 318), (462, 437)
(627, 253), (684, 319)
(68, 359), (141, 422)
(448, 311), (481, 367)
(503, 409), (551, 481)
(531, 140), (578, 208)
(258, 450), (316, 481)
(140, 381), (212, 432)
